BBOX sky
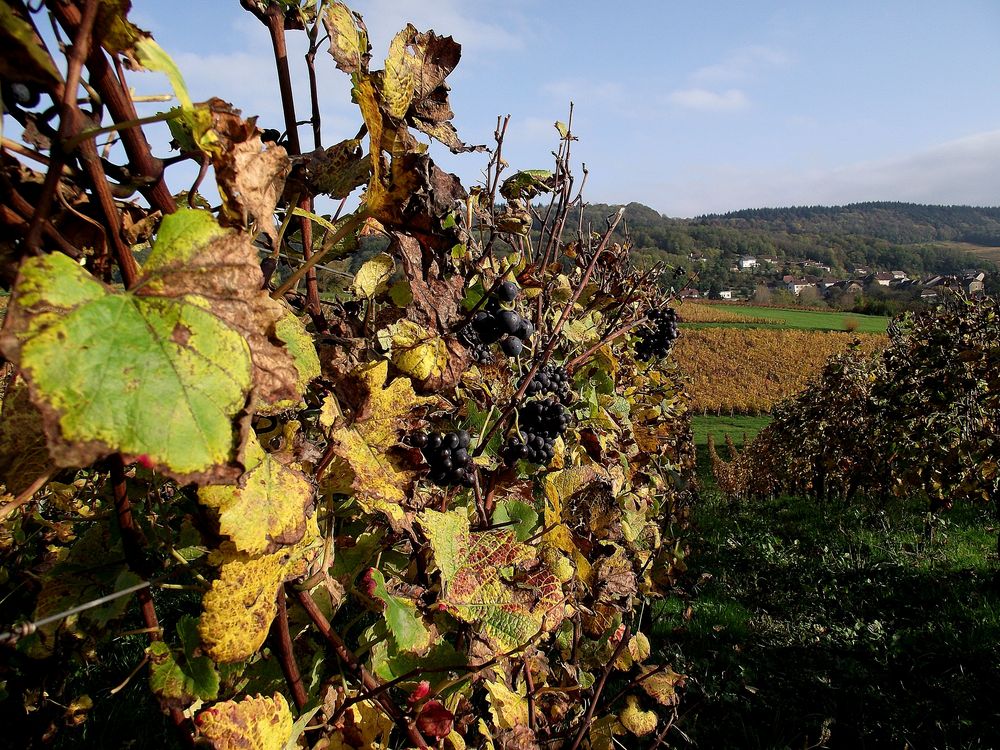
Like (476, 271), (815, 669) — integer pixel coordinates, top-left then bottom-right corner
(122, 1), (1000, 217)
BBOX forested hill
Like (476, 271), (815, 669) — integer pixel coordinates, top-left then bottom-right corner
(702, 202), (1000, 246)
(575, 201), (999, 284)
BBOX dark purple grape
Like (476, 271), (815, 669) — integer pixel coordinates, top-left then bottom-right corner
(500, 336), (523, 357)
(497, 281), (520, 302)
(496, 310), (522, 336)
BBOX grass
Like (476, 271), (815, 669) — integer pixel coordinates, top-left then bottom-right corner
(652, 432), (1000, 749)
(685, 305), (889, 333)
(692, 414), (771, 448)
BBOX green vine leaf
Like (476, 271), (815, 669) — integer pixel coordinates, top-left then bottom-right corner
(148, 617), (219, 708)
(0, 209), (300, 483)
(367, 568), (432, 654)
(198, 430), (315, 556)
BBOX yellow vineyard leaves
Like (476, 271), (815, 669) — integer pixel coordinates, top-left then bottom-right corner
(324, 361), (434, 525)
(196, 693), (292, 750)
(198, 431), (314, 556)
(674, 328), (886, 414)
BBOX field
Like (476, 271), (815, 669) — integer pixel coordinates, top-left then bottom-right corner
(936, 241), (1000, 265)
(691, 414), (771, 447)
(686, 304), (890, 333)
(674, 328), (887, 414)
(663, 414), (1000, 748)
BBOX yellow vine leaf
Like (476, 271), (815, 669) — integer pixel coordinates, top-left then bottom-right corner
(198, 431), (314, 556)
(382, 319), (449, 382)
(542, 466), (600, 581)
(382, 24), (420, 119)
(324, 361), (434, 525)
(639, 666), (684, 707)
(619, 695), (658, 737)
(322, 2), (369, 75)
(196, 693), (293, 750)
(484, 679), (529, 730)
(351, 252), (395, 299)
(589, 714), (624, 750)
(199, 516), (319, 663)
(322, 699), (392, 749)
(198, 552), (286, 663)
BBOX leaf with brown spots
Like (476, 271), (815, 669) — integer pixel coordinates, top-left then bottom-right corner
(196, 693), (293, 750)
(199, 430), (315, 556)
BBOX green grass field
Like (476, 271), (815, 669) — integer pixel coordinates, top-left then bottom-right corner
(692, 414), (771, 447)
(689, 304), (890, 333)
(659, 415), (1000, 748)
(654, 491), (1000, 749)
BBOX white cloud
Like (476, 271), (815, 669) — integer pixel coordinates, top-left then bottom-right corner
(541, 79), (623, 105)
(355, 0), (525, 62)
(691, 45), (789, 84)
(668, 88), (748, 112)
(642, 129), (1000, 216)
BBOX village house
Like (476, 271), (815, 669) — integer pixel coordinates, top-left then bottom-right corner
(737, 256), (758, 270)
(785, 278), (815, 296)
(831, 279), (863, 294)
(963, 271), (986, 295)
(870, 272), (896, 287)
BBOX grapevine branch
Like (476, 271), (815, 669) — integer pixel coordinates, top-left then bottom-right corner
(293, 588), (430, 749)
(567, 620), (633, 750)
(110, 458), (193, 746)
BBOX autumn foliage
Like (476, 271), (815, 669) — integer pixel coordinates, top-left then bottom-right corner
(0, 2), (695, 748)
(674, 328), (887, 414)
(711, 294), (1000, 513)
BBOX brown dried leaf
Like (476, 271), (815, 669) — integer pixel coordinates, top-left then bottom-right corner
(286, 139), (371, 200)
(197, 100), (290, 243)
(0, 378), (52, 494)
(391, 233), (465, 333)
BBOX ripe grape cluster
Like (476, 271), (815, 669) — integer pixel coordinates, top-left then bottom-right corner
(412, 430), (475, 487)
(526, 363), (573, 403)
(505, 398), (570, 466)
(459, 281), (534, 361)
(635, 307), (679, 360)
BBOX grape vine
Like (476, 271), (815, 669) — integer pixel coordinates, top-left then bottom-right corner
(0, 2), (695, 748)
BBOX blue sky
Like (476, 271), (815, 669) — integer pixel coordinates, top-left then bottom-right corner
(127, 1), (1000, 217)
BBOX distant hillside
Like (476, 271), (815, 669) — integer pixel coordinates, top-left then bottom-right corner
(571, 201), (998, 297)
(701, 202), (1000, 247)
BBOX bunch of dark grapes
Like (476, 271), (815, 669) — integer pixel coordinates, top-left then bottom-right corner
(464, 281), (534, 359)
(458, 325), (494, 364)
(412, 430), (475, 487)
(525, 363), (573, 404)
(635, 307), (679, 360)
(505, 398), (570, 465)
